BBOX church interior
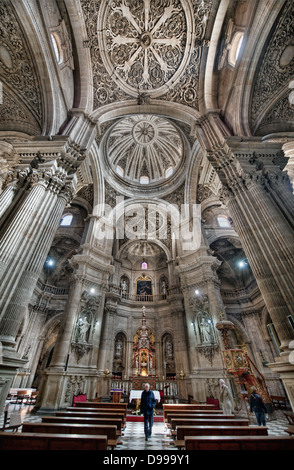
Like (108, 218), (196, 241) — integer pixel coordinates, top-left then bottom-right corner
(0, 0), (294, 452)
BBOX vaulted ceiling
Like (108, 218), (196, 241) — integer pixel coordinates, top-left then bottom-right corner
(0, 0), (293, 142)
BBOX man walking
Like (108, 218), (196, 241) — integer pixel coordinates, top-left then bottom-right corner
(140, 383), (157, 440)
(249, 386), (267, 426)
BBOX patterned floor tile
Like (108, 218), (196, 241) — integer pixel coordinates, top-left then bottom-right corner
(1, 403), (292, 449)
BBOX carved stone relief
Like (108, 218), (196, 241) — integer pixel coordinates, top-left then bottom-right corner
(251, 2), (294, 129)
(0, 0), (42, 131)
(80, 0), (212, 109)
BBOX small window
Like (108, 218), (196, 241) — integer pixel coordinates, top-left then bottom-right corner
(141, 261), (148, 269)
(228, 32), (244, 66)
(51, 33), (63, 64)
(116, 165), (124, 177)
(60, 214), (73, 226)
(217, 216), (230, 228)
(139, 175), (149, 185)
(165, 167), (173, 178)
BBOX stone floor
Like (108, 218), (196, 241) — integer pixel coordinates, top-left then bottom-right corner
(0, 403), (292, 450)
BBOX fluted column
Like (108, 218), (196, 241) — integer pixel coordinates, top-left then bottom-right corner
(0, 171), (51, 306)
(0, 183), (72, 347)
(216, 146), (294, 353)
(97, 302), (117, 372)
(0, 169), (29, 221)
(48, 274), (85, 370)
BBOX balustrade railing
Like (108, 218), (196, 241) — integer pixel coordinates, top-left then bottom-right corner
(110, 379), (178, 399)
(119, 285), (182, 302)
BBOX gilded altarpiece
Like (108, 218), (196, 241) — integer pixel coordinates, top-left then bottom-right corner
(133, 307), (156, 377)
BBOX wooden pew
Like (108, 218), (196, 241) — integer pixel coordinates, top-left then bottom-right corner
(184, 435), (294, 451)
(22, 422), (120, 449)
(173, 425), (268, 450)
(42, 415), (123, 434)
(163, 404), (215, 420)
(164, 409), (223, 423)
(66, 406), (127, 420)
(56, 410), (126, 426)
(170, 418), (249, 430)
(76, 402), (128, 411)
(165, 413), (233, 425)
(0, 431), (107, 450)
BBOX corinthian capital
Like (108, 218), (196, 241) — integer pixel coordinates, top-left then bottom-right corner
(59, 182), (76, 202)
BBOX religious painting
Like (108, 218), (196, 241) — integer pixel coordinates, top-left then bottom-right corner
(136, 274), (152, 298)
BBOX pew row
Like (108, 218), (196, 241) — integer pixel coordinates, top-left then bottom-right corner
(164, 410), (223, 423)
(22, 422), (120, 449)
(60, 409), (126, 425)
(0, 431), (107, 450)
(76, 402), (128, 411)
(63, 407), (126, 425)
(42, 415), (123, 434)
(69, 405), (127, 414)
(163, 404), (215, 420)
(184, 435), (294, 451)
(170, 418), (249, 430)
(166, 413), (234, 426)
(173, 426), (268, 450)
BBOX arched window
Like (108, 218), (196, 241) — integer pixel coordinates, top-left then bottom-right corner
(139, 175), (149, 185)
(217, 216), (230, 228)
(165, 167), (173, 178)
(228, 32), (244, 66)
(116, 165), (124, 177)
(141, 260), (148, 269)
(60, 214), (73, 226)
(50, 33), (63, 64)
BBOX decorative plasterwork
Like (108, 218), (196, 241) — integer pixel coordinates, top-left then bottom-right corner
(81, 0), (212, 110)
(251, 1), (294, 133)
(106, 114), (183, 183)
(0, 0), (43, 132)
(98, 0), (190, 97)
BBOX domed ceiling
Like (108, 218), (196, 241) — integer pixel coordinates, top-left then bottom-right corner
(106, 114), (184, 184)
(81, 0), (213, 109)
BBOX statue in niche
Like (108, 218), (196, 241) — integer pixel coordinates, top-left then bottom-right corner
(120, 278), (128, 296)
(196, 311), (214, 345)
(165, 337), (174, 360)
(161, 279), (167, 295)
(76, 315), (91, 343)
(163, 334), (175, 374)
(115, 336), (123, 359)
(200, 318), (212, 343)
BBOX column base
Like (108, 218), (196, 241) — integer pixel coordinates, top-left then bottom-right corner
(0, 344), (28, 416)
(34, 368), (98, 413)
(267, 356), (294, 412)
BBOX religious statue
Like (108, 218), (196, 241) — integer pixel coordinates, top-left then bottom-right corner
(77, 316), (90, 343)
(165, 337), (174, 360)
(121, 278), (127, 293)
(115, 337), (123, 359)
(161, 279), (168, 298)
(200, 317), (212, 343)
(219, 379), (234, 414)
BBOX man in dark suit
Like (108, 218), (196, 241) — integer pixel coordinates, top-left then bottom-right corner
(140, 383), (157, 440)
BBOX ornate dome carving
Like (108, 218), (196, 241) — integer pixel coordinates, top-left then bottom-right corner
(106, 114), (184, 184)
(97, 0), (193, 98)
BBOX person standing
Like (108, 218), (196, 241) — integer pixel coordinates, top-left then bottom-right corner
(249, 386), (267, 426)
(140, 383), (157, 441)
